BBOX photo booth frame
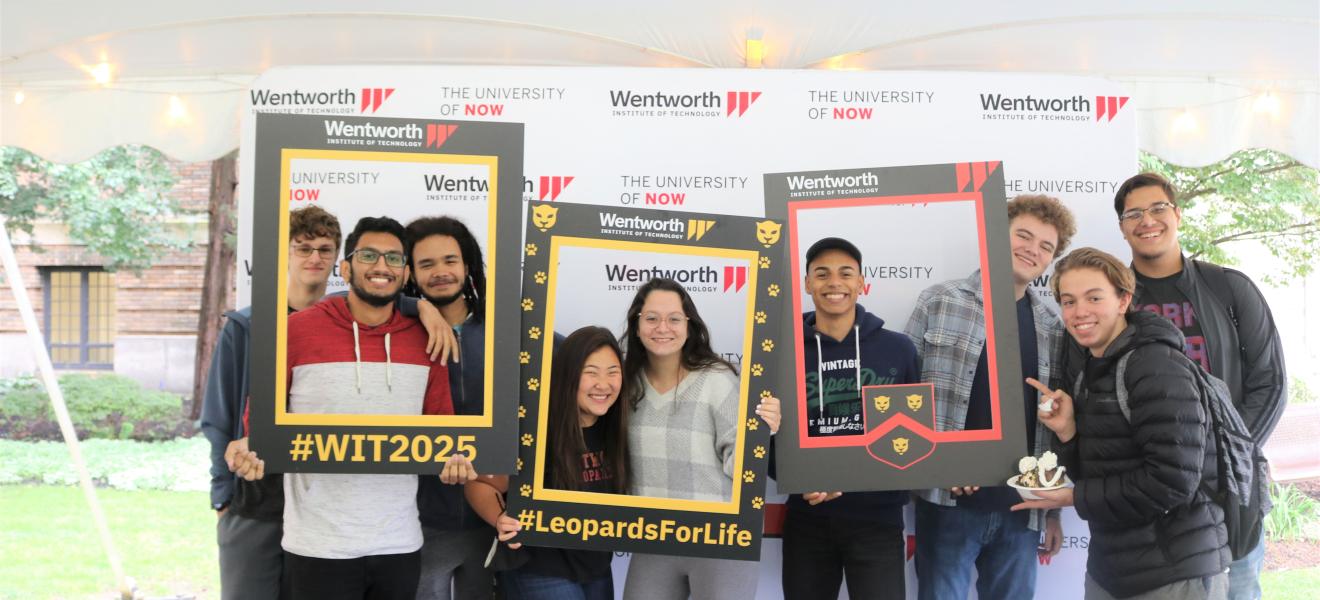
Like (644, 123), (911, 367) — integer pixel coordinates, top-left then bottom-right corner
(507, 202), (786, 560)
(248, 113), (524, 474)
(763, 161), (1029, 493)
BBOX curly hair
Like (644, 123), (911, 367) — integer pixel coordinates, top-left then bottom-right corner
(289, 205), (342, 250)
(1007, 194), (1077, 258)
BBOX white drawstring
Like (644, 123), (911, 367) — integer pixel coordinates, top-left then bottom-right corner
(385, 332), (393, 391)
(353, 322), (362, 393)
(815, 333), (825, 415)
(853, 324), (861, 395)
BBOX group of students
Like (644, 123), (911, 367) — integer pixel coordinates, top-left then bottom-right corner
(202, 171), (1286, 600)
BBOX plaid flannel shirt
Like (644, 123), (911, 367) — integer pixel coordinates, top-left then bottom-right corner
(903, 270), (1063, 531)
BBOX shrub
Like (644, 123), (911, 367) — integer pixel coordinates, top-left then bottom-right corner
(0, 373), (191, 441)
(1266, 482), (1320, 541)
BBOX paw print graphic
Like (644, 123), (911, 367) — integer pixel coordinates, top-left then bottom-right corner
(760, 390), (773, 400)
(519, 351), (530, 365)
(517, 458), (524, 471)
(767, 284), (780, 297)
(759, 256), (771, 269)
(761, 339), (775, 352)
(521, 298), (535, 311)
(746, 418), (759, 431)
(743, 470), (756, 483)
(754, 311), (767, 324)
(534, 271), (547, 284)
(527, 378), (539, 391)
(753, 445), (766, 459)
(752, 497), (764, 510)
(520, 484), (532, 497)
(520, 433), (534, 447)
(528, 326), (542, 340)
(518, 405), (527, 418)
(525, 243), (538, 257)
(751, 363), (763, 377)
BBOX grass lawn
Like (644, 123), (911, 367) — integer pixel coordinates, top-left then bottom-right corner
(1262, 566), (1320, 600)
(0, 484), (217, 600)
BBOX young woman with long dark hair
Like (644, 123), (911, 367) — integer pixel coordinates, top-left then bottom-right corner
(618, 278), (779, 600)
(465, 326), (629, 600)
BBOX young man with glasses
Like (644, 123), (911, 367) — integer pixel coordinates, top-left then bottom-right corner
(202, 205), (341, 600)
(230, 216), (457, 599)
(778, 237), (919, 600)
(1111, 173), (1286, 600)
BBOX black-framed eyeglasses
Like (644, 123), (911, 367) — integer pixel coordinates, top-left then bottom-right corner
(348, 248), (407, 268)
(291, 244), (337, 260)
(1119, 201), (1175, 222)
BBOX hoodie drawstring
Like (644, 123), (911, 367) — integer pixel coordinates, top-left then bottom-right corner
(351, 322), (393, 393)
(815, 324), (864, 416)
(353, 322), (362, 393)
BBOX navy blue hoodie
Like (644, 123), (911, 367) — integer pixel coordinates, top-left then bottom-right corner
(787, 305), (919, 526)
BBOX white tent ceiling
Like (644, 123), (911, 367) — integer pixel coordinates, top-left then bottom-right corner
(2, 1), (1317, 166)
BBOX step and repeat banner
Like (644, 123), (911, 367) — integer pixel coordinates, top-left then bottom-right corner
(238, 66), (1134, 598)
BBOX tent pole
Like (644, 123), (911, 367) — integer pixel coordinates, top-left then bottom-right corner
(0, 216), (133, 600)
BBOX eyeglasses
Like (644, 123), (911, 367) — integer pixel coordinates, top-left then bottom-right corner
(640, 313), (688, 329)
(348, 248), (407, 268)
(1119, 201), (1176, 223)
(292, 244), (337, 260)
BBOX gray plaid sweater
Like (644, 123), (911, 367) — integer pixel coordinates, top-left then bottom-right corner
(628, 366), (740, 501)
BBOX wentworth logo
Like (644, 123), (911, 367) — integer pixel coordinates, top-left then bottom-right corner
(979, 94), (1090, 113)
(609, 90), (721, 109)
(604, 264), (718, 284)
(423, 175), (488, 192)
(323, 120), (422, 139)
(251, 88), (356, 107)
(786, 171), (879, 191)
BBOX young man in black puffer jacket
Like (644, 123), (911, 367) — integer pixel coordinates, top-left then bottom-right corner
(1016, 247), (1229, 599)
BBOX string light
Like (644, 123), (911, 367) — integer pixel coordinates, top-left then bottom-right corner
(167, 95), (188, 123)
(745, 28), (764, 68)
(13, 90), (24, 105)
(87, 62), (113, 86)
(1172, 108), (1198, 134)
(1253, 91), (1280, 118)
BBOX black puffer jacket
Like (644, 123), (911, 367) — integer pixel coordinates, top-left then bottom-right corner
(1057, 310), (1229, 598)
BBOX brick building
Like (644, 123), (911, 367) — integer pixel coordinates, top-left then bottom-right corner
(0, 160), (216, 394)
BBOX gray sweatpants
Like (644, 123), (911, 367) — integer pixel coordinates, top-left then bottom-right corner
(622, 553), (757, 600)
(415, 526), (495, 599)
(217, 510), (285, 600)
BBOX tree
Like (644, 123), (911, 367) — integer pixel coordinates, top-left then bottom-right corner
(190, 152), (237, 419)
(0, 145), (184, 271)
(1140, 149), (1320, 283)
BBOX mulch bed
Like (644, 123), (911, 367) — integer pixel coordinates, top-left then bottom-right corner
(1264, 479), (1320, 571)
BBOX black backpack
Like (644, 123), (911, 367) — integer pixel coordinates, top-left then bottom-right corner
(1112, 351), (1271, 561)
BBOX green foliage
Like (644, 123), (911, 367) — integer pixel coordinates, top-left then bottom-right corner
(1266, 482), (1320, 541)
(1139, 149), (1320, 283)
(0, 438), (209, 491)
(0, 373), (189, 441)
(1290, 376), (1318, 405)
(0, 144), (184, 272)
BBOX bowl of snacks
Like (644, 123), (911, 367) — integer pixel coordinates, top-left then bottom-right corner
(1006, 451), (1071, 500)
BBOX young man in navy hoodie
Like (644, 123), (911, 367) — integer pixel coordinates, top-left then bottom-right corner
(904, 195), (1076, 600)
(782, 237), (920, 600)
(404, 216), (496, 599)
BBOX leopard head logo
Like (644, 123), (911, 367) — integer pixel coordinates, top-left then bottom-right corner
(874, 395), (890, 413)
(892, 437), (910, 455)
(755, 220), (781, 247)
(531, 205), (558, 232)
(906, 394), (924, 411)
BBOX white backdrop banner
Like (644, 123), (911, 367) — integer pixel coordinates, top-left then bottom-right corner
(238, 66), (1133, 599)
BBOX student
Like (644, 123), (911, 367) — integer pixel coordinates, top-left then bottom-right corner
(905, 196), (1075, 599)
(1112, 172), (1286, 600)
(230, 217), (458, 600)
(1016, 247), (1230, 600)
(787, 237), (919, 600)
(618, 278), (780, 600)
(466, 326), (630, 600)
(405, 215), (497, 599)
(201, 205), (341, 600)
